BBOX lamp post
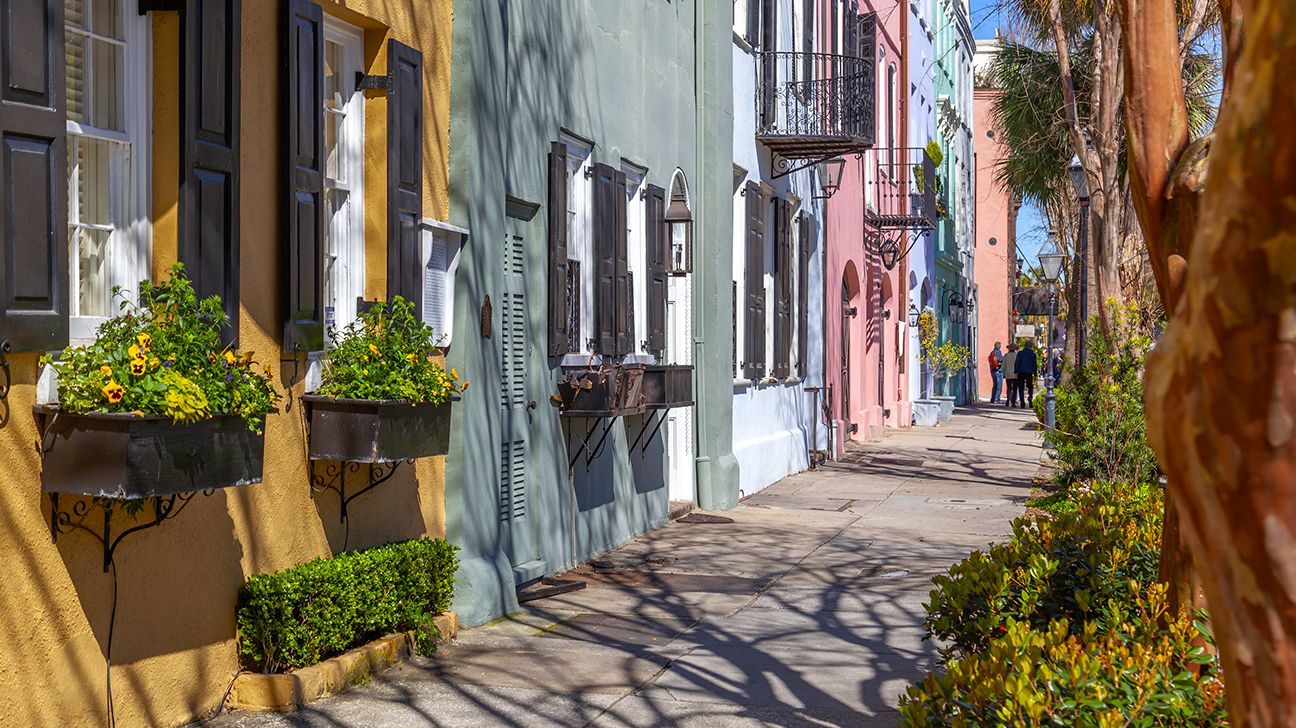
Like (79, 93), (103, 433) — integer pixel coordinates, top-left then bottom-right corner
(1038, 248), (1065, 429)
(1068, 154), (1089, 366)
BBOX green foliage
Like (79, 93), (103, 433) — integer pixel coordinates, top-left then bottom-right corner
(316, 297), (466, 403)
(901, 584), (1228, 727)
(236, 538), (460, 673)
(1032, 391), (1046, 423)
(924, 482), (1163, 658)
(913, 141), (949, 218)
(48, 264), (280, 431)
(1048, 301), (1159, 488)
(1030, 490), (1078, 517)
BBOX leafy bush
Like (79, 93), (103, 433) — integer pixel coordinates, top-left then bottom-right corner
(901, 584), (1228, 727)
(1029, 489), (1077, 516)
(49, 264), (280, 431)
(924, 482), (1162, 657)
(1047, 301), (1159, 488)
(236, 538), (459, 672)
(1032, 391), (1046, 423)
(316, 297), (466, 403)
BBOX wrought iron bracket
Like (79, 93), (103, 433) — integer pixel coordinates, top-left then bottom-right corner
(309, 459), (413, 524)
(566, 417), (616, 471)
(633, 410), (670, 456)
(48, 490), (212, 572)
(771, 152), (839, 180)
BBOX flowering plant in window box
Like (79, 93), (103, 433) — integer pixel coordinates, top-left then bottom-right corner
(303, 297), (465, 462)
(36, 264), (279, 499)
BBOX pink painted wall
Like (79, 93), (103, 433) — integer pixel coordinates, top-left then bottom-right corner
(973, 87), (1014, 399)
(823, 0), (909, 448)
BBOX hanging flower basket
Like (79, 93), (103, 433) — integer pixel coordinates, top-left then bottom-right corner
(37, 408), (265, 498)
(555, 364), (645, 417)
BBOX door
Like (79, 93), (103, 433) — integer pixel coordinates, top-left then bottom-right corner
(666, 278), (695, 502)
(840, 280), (853, 436)
(499, 232), (537, 579)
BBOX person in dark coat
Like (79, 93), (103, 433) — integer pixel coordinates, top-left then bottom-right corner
(1015, 341), (1039, 408)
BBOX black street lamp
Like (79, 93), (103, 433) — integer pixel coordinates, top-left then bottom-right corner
(1068, 154), (1089, 366)
(1038, 248), (1065, 430)
(908, 302), (920, 327)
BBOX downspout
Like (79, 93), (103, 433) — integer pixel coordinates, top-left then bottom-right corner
(692, 0), (709, 505)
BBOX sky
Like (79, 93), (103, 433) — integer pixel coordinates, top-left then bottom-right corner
(968, 0), (1052, 270)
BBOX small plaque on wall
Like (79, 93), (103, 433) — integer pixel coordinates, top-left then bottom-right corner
(480, 295), (493, 339)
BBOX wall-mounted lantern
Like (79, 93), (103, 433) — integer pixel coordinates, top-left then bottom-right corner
(666, 171), (693, 275)
(813, 157), (846, 200)
(908, 302), (920, 327)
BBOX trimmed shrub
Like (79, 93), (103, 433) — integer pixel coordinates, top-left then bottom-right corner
(237, 538), (459, 673)
(924, 482), (1162, 657)
(901, 585), (1228, 726)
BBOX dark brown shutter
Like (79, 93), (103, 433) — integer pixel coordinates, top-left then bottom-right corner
(547, 142), (569, 357)
(284, 0), (325, 351)
(773, 198), (792, 379)
(742, 183), (766, 380)
(613, 172), (630, 357)
(645, 184), (666, 353)
(798, 214), (811, 378)
(0, 0), (67, 352)
(858, 12), (878, 144)
(746, 0), (761, 46)
(592, 163), (618, 357)
(180, 0), (240, 343)
(387, 39), (423, 311)
(759, 0), (777, 126)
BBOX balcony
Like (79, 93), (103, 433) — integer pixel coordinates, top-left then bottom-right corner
(756, 51), (875, 175)
(863, 147), (941, 269)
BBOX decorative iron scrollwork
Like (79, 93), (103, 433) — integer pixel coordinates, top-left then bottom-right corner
(309, 459), (414, 524)
(49, 490), (213, 572)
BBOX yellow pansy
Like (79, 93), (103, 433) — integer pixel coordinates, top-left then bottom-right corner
(450, 368), (459, 380)
(128, 344), (141, 359)
(362, 368), (369, 376)
(102, 381), (125, 403)
(368, 343), (381, 357)
(136, 333), (151, 351)
(242, 351), (255, 365)
(129, 357), (147, 376)
(224, 351), (237, 366)
(148, 356), (160, 369)
(99, 365), (113, 377)
(460, 381), (469, 392)
(405, 353), (417, 363)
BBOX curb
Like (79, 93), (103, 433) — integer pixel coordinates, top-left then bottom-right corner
(228, 612), (458, 712)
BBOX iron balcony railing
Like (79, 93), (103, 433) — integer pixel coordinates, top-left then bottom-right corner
(756, 51), (875, 156)
(866, 146), (940, 231)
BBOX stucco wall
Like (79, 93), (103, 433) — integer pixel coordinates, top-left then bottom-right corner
(906, 0), (937, 405)
(0, 2), (453, 725)
(973, 87), (1013, 399)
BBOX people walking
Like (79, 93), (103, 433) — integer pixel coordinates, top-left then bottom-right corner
(1002, 344), (1019, 408)
(988, 342), (1004, 404)
(1015, 341), (1038, 409)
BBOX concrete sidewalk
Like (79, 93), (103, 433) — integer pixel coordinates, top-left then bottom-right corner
(215, 405), (1041, 727)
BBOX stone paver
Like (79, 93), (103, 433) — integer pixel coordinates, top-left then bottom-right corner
(214, 405), (1039, 727)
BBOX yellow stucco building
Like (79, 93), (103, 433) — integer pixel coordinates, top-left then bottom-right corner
(0, 1), (453, 725)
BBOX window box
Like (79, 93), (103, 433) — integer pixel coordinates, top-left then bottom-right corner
(641, 365), (694, 409)
(302, 395), (451, 462)
(36, 408), (265, 499)
(556, 364), (645, 418)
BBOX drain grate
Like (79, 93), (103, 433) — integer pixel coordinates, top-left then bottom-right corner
(570, 567), (771, 594)
(869, 456), (926, 467)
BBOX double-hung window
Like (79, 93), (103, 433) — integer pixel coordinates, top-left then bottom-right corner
(322, 17), (366, 334)
(64, 0), (151, 341)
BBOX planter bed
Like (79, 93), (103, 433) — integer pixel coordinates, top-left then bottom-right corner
(35, 407), (265, 498)
(302, 395), (450, 462)
(640, 364), (694, 409)
(556, 364), (646, 418)
(228, 612), (458, 713)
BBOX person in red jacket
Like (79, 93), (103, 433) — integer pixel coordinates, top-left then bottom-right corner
(987, 342), (1003, 404)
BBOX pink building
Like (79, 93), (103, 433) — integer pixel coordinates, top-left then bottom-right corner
(972, 44), (1017, 400)
(823, 0), (910, 446)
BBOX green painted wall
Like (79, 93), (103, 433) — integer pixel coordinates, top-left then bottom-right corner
(444, 0), (737, 626)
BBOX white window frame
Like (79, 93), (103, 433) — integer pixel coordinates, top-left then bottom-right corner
(322, 16), (366, 337)
(560, 132), (594, 358)
(66, 0), (152, 342)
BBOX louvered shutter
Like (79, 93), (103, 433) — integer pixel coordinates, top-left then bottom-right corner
(547, 142), (569, 356)
(387, 40), (423, 312)
(798, 214), (811, 377)
(858, 12), (877, 144)
(284, 0), (325, 351)
(592, 163), (618, 357)
(759, 0), (777, 126)
(742, 183), (766, 380)
(613, 171), (631, 357)
(0, 0), (67, 352)
(746, 0), (760, 46)
(773, 198), (792, 379)
(180, 0), (241, 343)
(644, 184), (666, 353)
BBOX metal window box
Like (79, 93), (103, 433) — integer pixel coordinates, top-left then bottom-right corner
(35, 408), (265, 499)
(640, 364), (694, 409)
(301, 395), (451, 462)
(556, 364), (645, 418)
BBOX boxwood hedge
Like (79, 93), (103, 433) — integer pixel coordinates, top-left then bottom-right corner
(236, 537), (459, 673)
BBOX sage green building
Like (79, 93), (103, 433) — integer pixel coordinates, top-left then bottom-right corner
(444, 0), (739, 625)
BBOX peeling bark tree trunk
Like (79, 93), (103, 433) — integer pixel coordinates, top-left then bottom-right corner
(1143, 0), (1296, 722)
